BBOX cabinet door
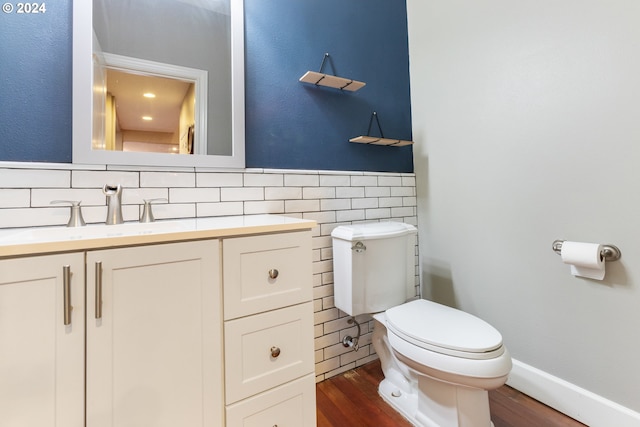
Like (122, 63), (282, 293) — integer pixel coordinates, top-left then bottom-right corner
(0, 253), (85, 427)
(86, 240), (223, 427)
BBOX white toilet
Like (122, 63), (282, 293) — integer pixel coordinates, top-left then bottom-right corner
(331, 222), (512, 427)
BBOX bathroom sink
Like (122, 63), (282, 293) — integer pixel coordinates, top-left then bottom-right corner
(0, 220), (193, 245)
(0, 215), (317, 258)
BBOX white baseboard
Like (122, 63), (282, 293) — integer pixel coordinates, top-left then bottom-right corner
(507, 359), (640, 427)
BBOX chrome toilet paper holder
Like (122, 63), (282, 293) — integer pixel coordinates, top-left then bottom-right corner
(552, 240), (621, 262)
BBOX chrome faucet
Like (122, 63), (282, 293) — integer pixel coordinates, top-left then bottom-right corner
(102, 184), (123, 225)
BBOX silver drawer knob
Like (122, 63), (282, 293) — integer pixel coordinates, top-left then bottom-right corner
(268, 269), (279, 280)
(270, 346), (281, 358)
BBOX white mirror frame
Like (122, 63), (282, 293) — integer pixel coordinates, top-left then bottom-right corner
(72, 0), (245, 169)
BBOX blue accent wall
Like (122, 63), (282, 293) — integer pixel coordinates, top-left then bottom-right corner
(0, 0), (413, 172)
(245, 0), (412, 172)
(0, 0), (73, 162)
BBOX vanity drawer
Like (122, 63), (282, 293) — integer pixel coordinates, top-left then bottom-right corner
(225, 374), (316, 427)
(223, 231), (312, 320)
(224, 302), (314, 403)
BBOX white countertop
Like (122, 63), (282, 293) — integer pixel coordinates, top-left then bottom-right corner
(0, 215), (316, 258)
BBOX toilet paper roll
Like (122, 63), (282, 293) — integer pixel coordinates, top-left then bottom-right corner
(560, 241), (605, 280)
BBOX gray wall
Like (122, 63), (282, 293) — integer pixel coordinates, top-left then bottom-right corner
(408, 0), (640, 413)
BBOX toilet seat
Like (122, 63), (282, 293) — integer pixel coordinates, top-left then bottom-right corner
(385, 300), (505, 360)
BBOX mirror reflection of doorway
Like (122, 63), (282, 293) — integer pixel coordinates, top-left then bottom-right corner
(93, 52), (207, 155)
(106, 70), (196, 154)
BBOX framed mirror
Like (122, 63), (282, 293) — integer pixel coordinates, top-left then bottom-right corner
(73, 0), (245, 168)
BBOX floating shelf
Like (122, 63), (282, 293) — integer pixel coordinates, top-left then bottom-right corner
(299, 71), (365, 92)
(350, 112), (414, 147)
(299, 53), (366, 92)
(349, 135), (413, 146)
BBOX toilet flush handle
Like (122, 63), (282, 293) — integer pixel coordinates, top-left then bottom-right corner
(351, 241), (366, 253)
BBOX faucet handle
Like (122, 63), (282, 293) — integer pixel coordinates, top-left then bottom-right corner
(51, 200), (86, 227)
(140, 198), (168, 223)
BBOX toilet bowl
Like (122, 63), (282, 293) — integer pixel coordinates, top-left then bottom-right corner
(373, 300), (511, 427)
(331, 222), (512, 426)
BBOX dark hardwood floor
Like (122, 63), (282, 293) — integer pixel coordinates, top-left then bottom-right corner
(317, 360), (586, 427)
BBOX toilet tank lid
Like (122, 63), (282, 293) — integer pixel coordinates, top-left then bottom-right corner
(331, 222), (417, 241)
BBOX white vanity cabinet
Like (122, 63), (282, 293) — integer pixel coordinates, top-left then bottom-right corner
(0, 215), (316, 427)
(0, 253), (85, 427)
(223, 231), (317, 426)
(85, 240), (223, 427)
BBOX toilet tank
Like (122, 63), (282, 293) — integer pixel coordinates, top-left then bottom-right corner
(331, 222), (417, 316)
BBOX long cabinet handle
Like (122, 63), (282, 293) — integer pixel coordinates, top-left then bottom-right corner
(95, 261), (103, 319)
(63, 265), (72, 326)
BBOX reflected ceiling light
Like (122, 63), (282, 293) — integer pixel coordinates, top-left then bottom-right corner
(143, 92), (156, 98)
(142, 116), (153, 121)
